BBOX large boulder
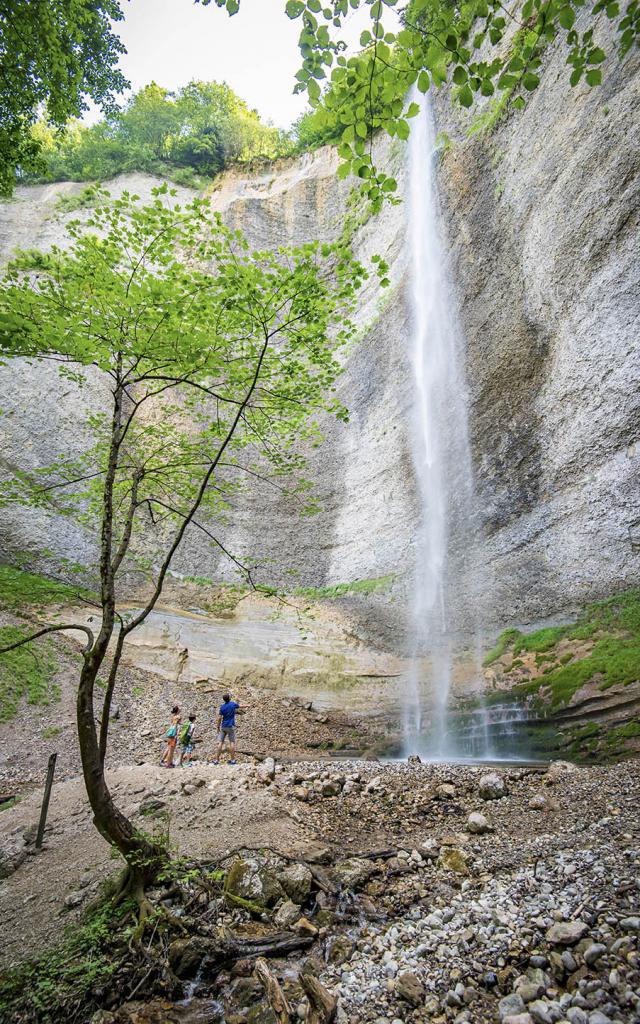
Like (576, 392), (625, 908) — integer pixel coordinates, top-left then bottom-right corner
(278, 862), (313, 904)
(331, 857), (376, 889)
(225, 855), (285, 909)
(0, 839), (27, 879)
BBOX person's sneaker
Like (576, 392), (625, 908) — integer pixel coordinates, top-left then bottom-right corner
(229, 759), (237, 765)
(212, 760), (219, 765)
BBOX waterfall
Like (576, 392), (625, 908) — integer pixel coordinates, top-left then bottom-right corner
(404, 88), (480, 758)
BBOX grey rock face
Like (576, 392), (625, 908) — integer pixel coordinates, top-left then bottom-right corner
(0, 17), (638, 677)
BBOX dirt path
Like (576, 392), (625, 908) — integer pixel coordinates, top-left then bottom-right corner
(0, 761), (312, 970)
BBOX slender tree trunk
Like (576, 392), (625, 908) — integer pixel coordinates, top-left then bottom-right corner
(76, 373), (164, 883)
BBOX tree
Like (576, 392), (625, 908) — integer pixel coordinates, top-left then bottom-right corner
(206, 0), (639, 205)
(25, 80), (292, 187)
(0, 0), (128, 195)
(0, 185), (370, 906)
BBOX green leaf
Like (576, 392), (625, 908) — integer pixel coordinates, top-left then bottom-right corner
(355, 121), (367, 138)
(406, 102), (420, 118)
(558, 6), (576, 28)
(396, 119), (410, 140)
(588, 47), (606, 63)
(417, 70), (430, 93)
(452, 65), (468, 85)
(458, 84), (473, 108)
(585, 67), (602, 85)
(512, 95), (526, 109)
(523, 71), (540, 90)
(285, 0), (305, 16)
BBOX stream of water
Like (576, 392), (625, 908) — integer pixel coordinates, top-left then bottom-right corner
(404, 89), (497, 760)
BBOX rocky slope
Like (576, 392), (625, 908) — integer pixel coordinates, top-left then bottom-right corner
(0, 18), (638, 689)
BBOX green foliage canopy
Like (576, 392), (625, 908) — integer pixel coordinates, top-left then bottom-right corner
(208, 0), (639, 205)
(0, 0), (128, 195)
(0, 185), (370, 588)
(27, 81), (292, 188)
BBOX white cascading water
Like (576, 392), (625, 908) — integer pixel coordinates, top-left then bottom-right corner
(404, 87), (481, 758)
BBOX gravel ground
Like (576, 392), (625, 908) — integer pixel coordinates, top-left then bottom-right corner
(1, 756), (639, 1024)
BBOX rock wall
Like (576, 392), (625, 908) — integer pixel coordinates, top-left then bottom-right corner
(0, 19), (638, 672)
(433, 15), (640, 635)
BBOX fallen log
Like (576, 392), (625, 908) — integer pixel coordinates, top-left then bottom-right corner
(169, 931), (315, 979)
(254, 957), (292, 1023)
(300, 973), (337, 1024)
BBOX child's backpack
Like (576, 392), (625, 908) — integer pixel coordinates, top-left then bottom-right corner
(179, 722), (192, 745)
(167, 724), (178, 738)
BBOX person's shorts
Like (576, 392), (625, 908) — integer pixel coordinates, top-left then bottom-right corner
(181, 743), (194, 754)
(218, 726), (236, 743)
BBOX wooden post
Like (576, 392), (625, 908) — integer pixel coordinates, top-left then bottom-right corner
(36, 752), (57, 849)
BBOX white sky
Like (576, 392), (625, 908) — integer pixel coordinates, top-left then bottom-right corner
(99, 0), (400, 129)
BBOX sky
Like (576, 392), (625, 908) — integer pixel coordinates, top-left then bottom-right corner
(103, 0), (400, 129)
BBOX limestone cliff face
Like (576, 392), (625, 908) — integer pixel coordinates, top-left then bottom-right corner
(0, 19), (638, 665)
(433, 16), (640, 634)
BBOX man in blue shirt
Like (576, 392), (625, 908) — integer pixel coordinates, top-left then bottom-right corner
(213, 691), (247, 764)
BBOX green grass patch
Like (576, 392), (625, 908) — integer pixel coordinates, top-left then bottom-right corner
(0, 563), (95, 611)
(0, 895), (132, 1021)
(483, 627), (521, 666)
(294, 574), (395, 601)
(484, 590), (640, 709)
(53, 184), (101, 216)
(41, 725), (62, 739)
(0, 626), (59, 722)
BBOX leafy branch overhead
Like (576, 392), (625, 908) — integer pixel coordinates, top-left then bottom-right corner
(0, 0), (128, 195)
(207, 0), (638, 205)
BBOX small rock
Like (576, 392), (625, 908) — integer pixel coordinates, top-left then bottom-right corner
(583, 943), (606, 966)
(499, 993), (527, 1019)
(528, 1000), (553, 1024)
(293, 916), (318, 937)
(479, 772), (507, 800)
(64, 891), (84, 908)
(279, 862), (313, 904)
(138, 796), (166, 816)
(332, 857), (376, 889)
(529, 793), (559, 811)
(619, 916), (640, 932)
(503, 1016), (534, 1024)
(0, 840), (28, 879)
(274, 900), (301, 928)
(437, 847), (469, 875)
(546, 922), (589, 947)
(320, 779), (342, 797)
(545, 761), (578, 784)
(256, 757), (276, 784)
(436, 783), (456, 800)
(467, 811), (491, 834)
(396, 971), (424, 1007)
(419, 838), (439, 860)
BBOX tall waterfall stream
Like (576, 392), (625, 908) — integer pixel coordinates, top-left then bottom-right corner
(405, 90), (530, 761)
